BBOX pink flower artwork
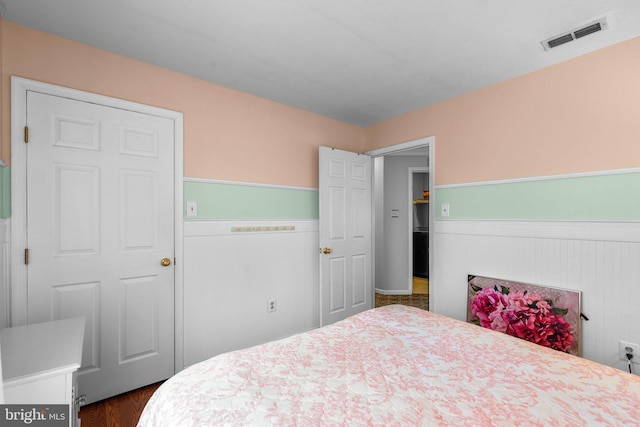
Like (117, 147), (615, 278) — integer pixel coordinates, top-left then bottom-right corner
(467, 275), (581, 355)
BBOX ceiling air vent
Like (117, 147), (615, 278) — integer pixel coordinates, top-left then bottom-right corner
(541, 17), (608, 51)
(574, 22), (603, 39)
(547, 33), (574, 49)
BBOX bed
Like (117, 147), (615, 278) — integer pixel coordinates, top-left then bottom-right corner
(138, 305), (640, 426)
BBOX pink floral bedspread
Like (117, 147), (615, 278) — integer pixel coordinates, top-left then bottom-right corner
(138, 305), (640, 426)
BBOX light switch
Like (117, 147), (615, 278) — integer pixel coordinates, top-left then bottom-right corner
(441, 203), (450, 217)
(186, 201), (198, 217)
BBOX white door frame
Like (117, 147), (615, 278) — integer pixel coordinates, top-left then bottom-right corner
(365, 136), (435, 311)
(10, 76), (186, 370)
(408, 166), (429, 293)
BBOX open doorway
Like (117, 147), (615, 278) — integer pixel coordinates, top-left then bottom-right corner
(409, 167), (429, 297)
(366, 137), (434, 311)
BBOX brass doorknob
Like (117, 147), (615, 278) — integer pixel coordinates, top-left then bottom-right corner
(160, 258), (171, 266)
(321, 247), (332, 254)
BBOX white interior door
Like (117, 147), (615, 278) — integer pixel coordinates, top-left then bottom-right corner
(319, 147), (372, 326)
(24, 91), (175, 403)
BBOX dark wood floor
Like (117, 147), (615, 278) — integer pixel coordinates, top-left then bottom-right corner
(79, 382), (163, 427)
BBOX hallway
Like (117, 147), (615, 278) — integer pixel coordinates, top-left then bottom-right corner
(375, 277), (429, 310)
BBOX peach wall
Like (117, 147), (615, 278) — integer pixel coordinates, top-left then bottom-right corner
(1, 21), (364, 188)
(5, 19), (638, 189)
(365, 36), (640, 186)
(0, 17), (3, 153)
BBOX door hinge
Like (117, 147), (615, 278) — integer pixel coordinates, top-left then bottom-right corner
(24, 126), (29, 143)
(24, 248), (29, 265)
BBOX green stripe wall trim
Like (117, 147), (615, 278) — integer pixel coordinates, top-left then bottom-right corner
(4, 171), (634, 222)
(184, 180), (319, 220)
(435, 170), (640, 221)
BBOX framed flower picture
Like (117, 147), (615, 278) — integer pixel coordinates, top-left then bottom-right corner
(467, 275), (581, 355)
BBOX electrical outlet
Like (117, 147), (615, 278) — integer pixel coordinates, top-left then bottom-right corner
(267, 298), (277, 313)
(619, 340), (640, 364)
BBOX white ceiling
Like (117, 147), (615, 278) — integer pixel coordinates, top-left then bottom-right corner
(1, 0), (639, 126)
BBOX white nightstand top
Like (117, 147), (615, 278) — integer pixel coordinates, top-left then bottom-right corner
(1, 317), (85, 383)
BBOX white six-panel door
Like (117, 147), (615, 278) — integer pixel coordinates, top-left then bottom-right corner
(24, 90), (175, 404)
(319, 147), (372, 326)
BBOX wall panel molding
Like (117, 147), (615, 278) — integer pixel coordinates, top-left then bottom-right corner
(432, 219), (640, 374)
(182, 219), (319, 368)
(184, 219), (318, 237)
(435, 219), (640, 243)
(0, 219), (9, 329)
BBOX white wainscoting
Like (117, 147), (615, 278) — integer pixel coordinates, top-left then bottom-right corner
(0, 219), (9, 330)
(432, 219), (640, 373)
(182, 220), (319, 368)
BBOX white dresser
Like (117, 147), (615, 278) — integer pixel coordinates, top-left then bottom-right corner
(1, 317), (85, 427)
